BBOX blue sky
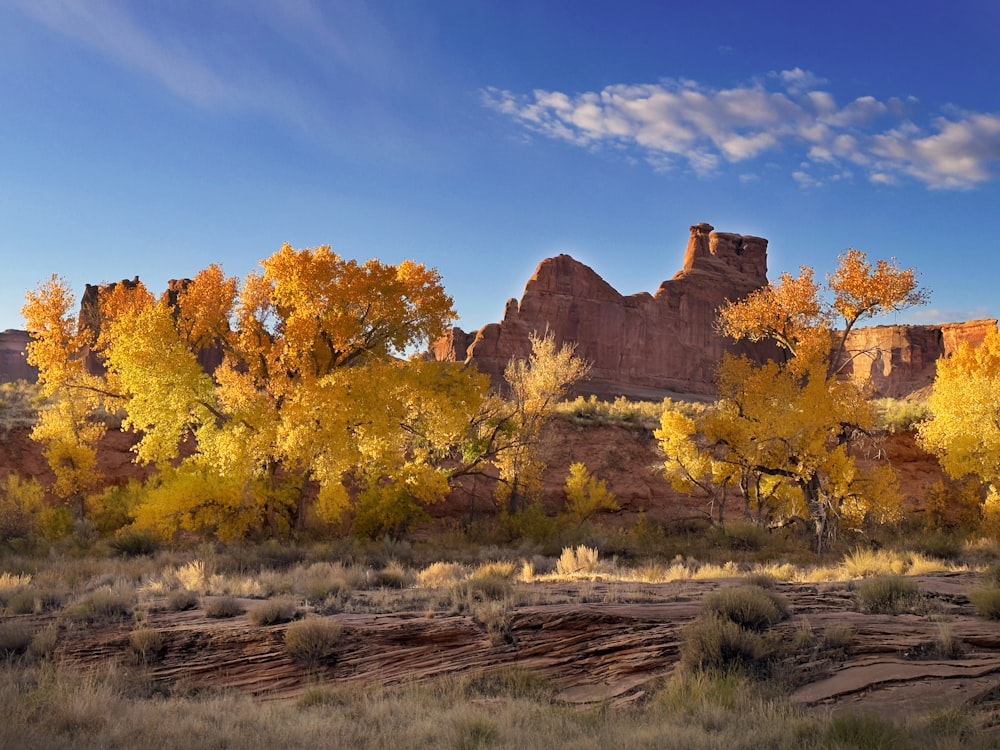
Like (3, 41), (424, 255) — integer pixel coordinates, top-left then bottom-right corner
(2, 0), (1000, 335)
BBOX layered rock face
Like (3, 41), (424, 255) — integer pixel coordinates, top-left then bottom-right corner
(437, 223), (776, 398)
(841, 320), (997, 398)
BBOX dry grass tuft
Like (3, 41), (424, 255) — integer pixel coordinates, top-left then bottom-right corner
(284, 617), (342, 667)
(203, 595), (244, 619)
(248, 597), (298, 626)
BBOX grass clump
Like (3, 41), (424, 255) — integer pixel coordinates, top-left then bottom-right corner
(701, 585), (789, 632)
(0, 619), (33, 657)
(417, 561), (466, 589)
(555, 545), (603, 576)
(109, 529), (160, 558)
(679, 615), (773, 674)
(167, 589), (199, 611)
(248, 597), (298, 626)
(284, 617), (342, 667)
(969, 587), (1000, 620)
(203, 595), (244, 619)
(66, 585), (135, 622)
(128, 628), (165, 664)
(855, 576), (922, 614)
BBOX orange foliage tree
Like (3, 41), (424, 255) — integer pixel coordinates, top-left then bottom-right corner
(657, 250), (927, 552)
(24, 246), (484, 540)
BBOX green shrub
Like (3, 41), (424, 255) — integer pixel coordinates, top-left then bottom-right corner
(203, 595), (244, 619)
(873, 397), (929, 434)
(969, 587), (1000, 620)
(700, 585), (789, 632)
(248, 598), (298, 626)
(680, 615), (772, 674)
(855, 576), (922, 614)
(284, 617), (343, 667)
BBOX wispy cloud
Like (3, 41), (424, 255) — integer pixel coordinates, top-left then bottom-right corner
(8, 0), (417, 145)
(483, 70), (1000, 190)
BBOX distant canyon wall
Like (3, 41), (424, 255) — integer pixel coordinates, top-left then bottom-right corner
(433, 223), (997, 400)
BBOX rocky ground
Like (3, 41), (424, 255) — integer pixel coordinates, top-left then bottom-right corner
(35, 572), (1000, 723)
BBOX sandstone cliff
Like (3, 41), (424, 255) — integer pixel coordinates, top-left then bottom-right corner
(840, 320), (998, 398)
(0, 330), (37, 383)
(438, 224), (777, 398)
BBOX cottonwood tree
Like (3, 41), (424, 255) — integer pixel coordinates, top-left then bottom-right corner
(453, 331), (591, 514)
(25, 247), (591, 541)
(24, 246), (482, 539)
(918, 328), (1000, 530)
(657, 250), (927, 552)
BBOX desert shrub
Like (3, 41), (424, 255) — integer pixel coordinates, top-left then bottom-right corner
(924, 478), (983, 533)
(448, 575), (513, 612)
(700, 585), (789, 632)
(109, 529), (160, 557)
(680, 615), (772, 674)
(563, 463), (619, 522)
(67, 586), (135, 622)
(0, 619), (33, 657)
(248, 598), (298, 626)
(855, 576), (922, 614)
(474, 600), (515, 646)
(969, 587), (1000, 620)
(556, 545), (602, 575)
(821, 625), (856, 650)
(0, 474), (43, 544)
(289, 562), (360, 603)
(167, 589), (199, 611)
(743, 572), (777, 589)
(128, 628), (164, 664)
(5, 586), (62, 615)
(0, 380), (42, 430)
(417, 561), (466, 589)
(367, 560), (412, 589)
(981, 561), (1000, 587)
(284, 617), (342, 667)
(203, 595), (244, 619)
(28, 623), (59, 660)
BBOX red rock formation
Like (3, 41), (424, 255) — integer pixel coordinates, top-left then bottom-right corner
(435, 223), (998, 400)
(440, 224), (777, 398)
(0, 330), (37, 383)
(840, 320), (998, 398)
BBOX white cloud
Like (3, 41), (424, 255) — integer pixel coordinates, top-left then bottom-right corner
(485, 69), (1000, 190)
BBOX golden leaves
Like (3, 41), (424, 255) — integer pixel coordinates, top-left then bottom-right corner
(920, 327), (1000, 491)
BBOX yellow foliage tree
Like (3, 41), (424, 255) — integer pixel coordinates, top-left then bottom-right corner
(22, 276), (107, 518)
(456, 331), (590, 513)
(24, 245), (488, 541)
(659, 250), (924, 551)
(919, 328), (1000, 532)
(563, 462), (619, 522)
